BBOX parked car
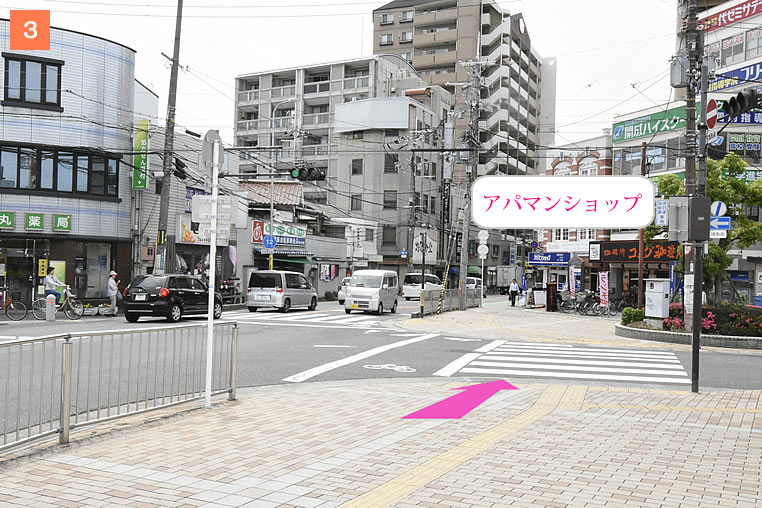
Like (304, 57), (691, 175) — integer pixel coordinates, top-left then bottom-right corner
(337, 276), (351, 304)
(247, 270), (318, 313)
(123, 274), (223, 323)
(466, 277), (486, 298)
(402, 273), (443, 300)
(344, 269), (399, 315)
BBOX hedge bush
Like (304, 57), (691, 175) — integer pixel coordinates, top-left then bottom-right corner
(662, 302), (762, 336)
(621, 307), (645, 325)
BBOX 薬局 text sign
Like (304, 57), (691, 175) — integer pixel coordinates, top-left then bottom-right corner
(472, 176), (655, 229)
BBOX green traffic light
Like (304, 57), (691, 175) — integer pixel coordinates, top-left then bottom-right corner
(290, 168), (300, 178)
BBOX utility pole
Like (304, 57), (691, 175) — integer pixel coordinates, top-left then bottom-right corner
(459, 60), (484, 311)
(638, 141), (646, 308)
(154, 0), (184, 275)
(684, 0), (698, 196)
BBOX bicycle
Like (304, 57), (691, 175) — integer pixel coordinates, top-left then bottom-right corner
(0, 288), (27, 321)
(31, 286), (84, 320)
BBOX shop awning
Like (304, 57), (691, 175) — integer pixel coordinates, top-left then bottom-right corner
(274, 257), (312, 264)
(467, 265), (481, 275)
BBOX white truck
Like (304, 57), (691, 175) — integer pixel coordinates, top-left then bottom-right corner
(496, 265), (523, 294)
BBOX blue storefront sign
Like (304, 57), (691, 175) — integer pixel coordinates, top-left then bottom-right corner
(528, 252), (571, 266)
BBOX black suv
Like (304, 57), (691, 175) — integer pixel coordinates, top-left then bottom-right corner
(123, 274), (223, 323)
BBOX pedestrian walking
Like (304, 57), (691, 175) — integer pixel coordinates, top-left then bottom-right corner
(106, 271), (120, 316)
(509, 279), (520, 307)
(45, 267), (65, 304)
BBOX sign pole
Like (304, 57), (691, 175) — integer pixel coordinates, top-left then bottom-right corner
(638, 141), (646, 308)
(204, 139), (220, 409)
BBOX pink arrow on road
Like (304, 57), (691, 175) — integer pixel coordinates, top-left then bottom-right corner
(402, 380), (518, 419)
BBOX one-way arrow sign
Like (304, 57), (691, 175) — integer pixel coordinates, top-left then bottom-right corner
(710, 216), (731, 230)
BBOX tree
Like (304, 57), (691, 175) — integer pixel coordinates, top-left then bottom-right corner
(646, 154), (762, 302)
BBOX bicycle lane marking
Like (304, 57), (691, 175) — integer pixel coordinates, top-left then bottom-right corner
(282, 333), (439, 383)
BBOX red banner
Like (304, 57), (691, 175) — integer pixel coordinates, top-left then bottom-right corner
(699, 0), (762, 32)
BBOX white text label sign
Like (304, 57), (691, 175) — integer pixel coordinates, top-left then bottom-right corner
(472, 176), (655, 229)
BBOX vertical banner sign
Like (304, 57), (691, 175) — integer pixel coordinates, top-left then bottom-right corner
(569, 264), (576, 299)
(133, 119), (149, 190)
(599, 272), (609, 307)
(669, 262), (678, 297)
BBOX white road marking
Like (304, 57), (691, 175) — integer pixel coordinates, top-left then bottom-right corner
(443, 337), (482, 342)
(491, 348), (681, 360)
(237, 321), (380, 330)
(460, 367), (691, 384)
(469, 361), (688, 376)
(477, 356), (684, 370)
(486, 350), (682, 362)
(433, 353), (481, 377)
(282, 333), (439, 383)
(494, 344), (676, 355)
(474, 340), (506, 353)
(314, 345), (358, 348)
(364, 330), (383, 334)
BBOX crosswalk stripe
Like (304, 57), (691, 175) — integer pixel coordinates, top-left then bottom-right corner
(475, 356), (684, 369)
(460, 367), (692, 384)
(469, 361), (688, 376)
(268, 313), (332, 321)
(493, 344), (676, 355)
(490, 348), (680, 360)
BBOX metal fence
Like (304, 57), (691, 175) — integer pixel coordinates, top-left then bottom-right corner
(418, 289), (481, 317)
(1, 321), (238, 453)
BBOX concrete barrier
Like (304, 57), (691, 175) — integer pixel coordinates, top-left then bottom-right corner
(615, 323), (762, 349)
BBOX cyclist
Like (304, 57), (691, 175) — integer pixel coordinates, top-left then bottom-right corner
(45, 267), (65, 305)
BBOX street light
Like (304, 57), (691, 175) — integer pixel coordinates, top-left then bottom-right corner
(267, 98), (296, 270)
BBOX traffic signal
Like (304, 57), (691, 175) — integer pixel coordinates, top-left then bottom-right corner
(721, 87), (760, 119)
(289, 166), (326, 181)
(173, 158), (188, 180)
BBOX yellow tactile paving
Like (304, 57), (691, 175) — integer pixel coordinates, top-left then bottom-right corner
(582, 403), (762, 413)
(557, 385), (588, 412)
(340, 385), (568, 508)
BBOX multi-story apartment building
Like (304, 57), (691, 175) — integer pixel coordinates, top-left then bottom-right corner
(233, 55), (452, 279)
(0, 20), (136, 304)
(371, 0), (556, 177)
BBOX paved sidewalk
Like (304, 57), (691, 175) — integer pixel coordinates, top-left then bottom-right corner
(1, 379), (761, 507)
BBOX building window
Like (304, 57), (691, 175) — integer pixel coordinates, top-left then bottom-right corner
(721, 34), (744, 66)
(382, 226), (397, 245)
(0, 148), (18, 188)
(350, 194), (362, 211)
(747, 29), (762, 60)
(380, 34), (393, 46)
(422, 194), (428, 214)
(384, 153), (399, 173)
(578, 163), (597, 175)
(400, 52), (413, 63)
(19, 147), (36, 189)
(380, 13), (394, 25)
(553, 229), (569, 241)
(383, 190), (397, 209)
(400, 31), (413, 43)
(57, 152), (73, 192)
(3, 54), (63, 110)
(365, 228), (374, 242)
(91, 157), (106, 195)
(492, 245), (499, 257)
(400, 10), (414, 22)
(577, 228), (596, 240)
(40, 150), (55, 190)
(351, 131), (364, 140)
(430, 196), (436, 215)
(351, 158), (363, 175)
(76, 155), (89, 193)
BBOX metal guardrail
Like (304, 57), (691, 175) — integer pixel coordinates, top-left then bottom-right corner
(418, 289), (481, 317)
(1, 322), (238, 453)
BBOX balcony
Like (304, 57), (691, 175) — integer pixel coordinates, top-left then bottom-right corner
(413, 51), (457, 69)
(415, 7), (458, 26)
(236, 120), (260, 134)
(238, 89), (267, 104)
(343, 76), (369, 90)
(301, 144), (334, 157)
(486, 42), (510, 64)
(425, 71), (457, 87)
(270, 85), (296, 98)
(272, 117), (294, 129)
(481, 27), (503, 47)
(302, 112), (331, 127)
(415, 29), (457, 47)
(304, 81), (331, 95)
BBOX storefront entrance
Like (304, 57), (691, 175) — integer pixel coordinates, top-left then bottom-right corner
(0, 239), (50, 305)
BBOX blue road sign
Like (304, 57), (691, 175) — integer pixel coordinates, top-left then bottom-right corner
(710, 216), (731, 230)
(400, 249), (408, 258)
(263, 235), (277, 249)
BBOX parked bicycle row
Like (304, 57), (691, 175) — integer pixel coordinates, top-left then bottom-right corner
(0, 285), (83, 321)
(557, 290), (638, 317)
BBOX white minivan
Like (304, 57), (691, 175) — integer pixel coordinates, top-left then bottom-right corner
(402, 273), (442, 300)
(344, 270), (399, 315)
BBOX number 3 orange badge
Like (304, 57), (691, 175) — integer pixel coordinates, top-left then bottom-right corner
(10, 10), (51, 51)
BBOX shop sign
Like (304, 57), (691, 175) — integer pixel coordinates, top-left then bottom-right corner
(590, 240), (679, 263)
(177, 214), (228, 246)
(708, 61), (762, 93)
(133, 119), (149, 190)
(528, 252), (570, 266)
(612, 105), (685, 144)
(0, 211), (14, 229)
(472, 176), (655, 229)
(699, 0), (762, 33)
(546, 240), (590, 253)
(186, 186), (209, 213)
(53, 214), (71, 232)
(265, 222), (306, 239)
(25, 212), (43, 231)
(253, 220), (307, 244)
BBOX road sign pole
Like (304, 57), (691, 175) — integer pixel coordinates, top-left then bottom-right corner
(205, 137), (220, 409)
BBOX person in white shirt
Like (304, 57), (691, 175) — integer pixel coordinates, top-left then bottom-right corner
(509, 279), (520, 307)
(44, 267), (65, 304)
(106, 271), (120, 316)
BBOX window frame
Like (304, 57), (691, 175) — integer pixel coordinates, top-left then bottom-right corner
(380, 13), (394, 25)
(2, 53), (64, 112)
(382, 226), (397, 245)
(351, 158), (363, 175)
(400, 10), (414, 23)
(400, 31), (413, 43)
(383, 190), (397, 209)
(553, 228), (569, 241)
(380, 33), (393, 45)
(350, 194), (363, 211)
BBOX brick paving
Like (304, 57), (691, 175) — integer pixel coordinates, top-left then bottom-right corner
(0, 378), (760, 507)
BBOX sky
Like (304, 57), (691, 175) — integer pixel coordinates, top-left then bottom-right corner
(8, 0), (680, 146)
